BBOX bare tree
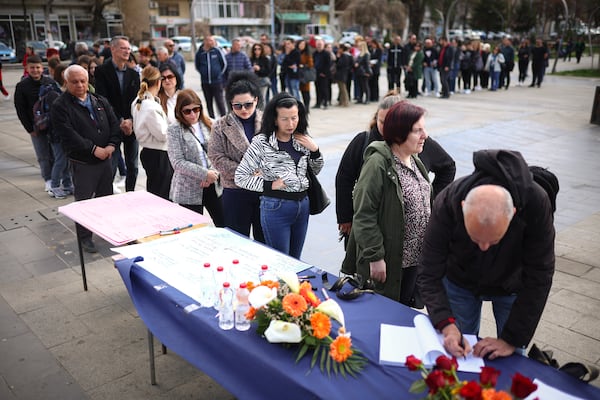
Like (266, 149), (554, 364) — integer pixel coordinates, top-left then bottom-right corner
(343, 0), (407, 35)
(91, 0), (116, 38)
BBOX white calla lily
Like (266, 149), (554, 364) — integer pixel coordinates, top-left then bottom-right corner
(248, 285), (277, 308)
(264, 320), (302, 343)
(277, 270), (300, 293)
(316, 299), (345, 327)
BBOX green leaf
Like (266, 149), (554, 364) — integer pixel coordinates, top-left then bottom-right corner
(310, 344), (320, 368)
(296, 343), (309, 363)
(320, 344), (327, 372)
(409, 379), (427, 394)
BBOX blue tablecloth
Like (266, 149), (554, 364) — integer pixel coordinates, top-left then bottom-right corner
(116, 257), (600, 400)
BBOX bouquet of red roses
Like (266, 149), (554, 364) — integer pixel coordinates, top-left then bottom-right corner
(405, 354), (539, 400)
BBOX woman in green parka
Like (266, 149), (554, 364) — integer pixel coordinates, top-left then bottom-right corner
(341, 101), (431, 307)
(405, 42), (424, 98)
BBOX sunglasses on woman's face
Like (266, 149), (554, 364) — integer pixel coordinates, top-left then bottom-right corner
(231, 101), (255, 110)
(161, 74), (176, 81)
(182, 106), (202, 115)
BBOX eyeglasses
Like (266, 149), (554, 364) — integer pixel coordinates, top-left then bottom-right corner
(182, 107), (202, 115)
(161, 74), (176, 81)
(231, 101), (255, 110)
(119, 46), (132, 52)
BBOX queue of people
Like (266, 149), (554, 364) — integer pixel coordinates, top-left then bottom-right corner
(11, 34), (558, 364)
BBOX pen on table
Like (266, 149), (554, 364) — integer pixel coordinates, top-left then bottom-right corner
(159, 230), (181, 236)
(456, 321), (466, 360)
(159, 224), (193, 235)
(297, 275), (316, 280)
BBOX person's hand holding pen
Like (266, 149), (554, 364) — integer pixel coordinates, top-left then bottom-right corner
(442, 323), (472, 359)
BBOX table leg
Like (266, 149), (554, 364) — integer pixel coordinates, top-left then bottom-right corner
(148, 329), (156, 385)
(75, 230), (88, 291)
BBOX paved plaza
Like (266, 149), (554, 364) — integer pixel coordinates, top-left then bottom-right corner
(1, 57), (600, 398)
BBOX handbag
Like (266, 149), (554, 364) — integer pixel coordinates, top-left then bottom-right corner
(306, 165), (330, 215)
(299, 67), (316, 84)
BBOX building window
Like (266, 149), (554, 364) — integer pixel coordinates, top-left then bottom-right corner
(159, 3), (179, 16)
(198, 0), (241, 18)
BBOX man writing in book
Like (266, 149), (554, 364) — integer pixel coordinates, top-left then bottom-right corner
(417, 150), (555, 360)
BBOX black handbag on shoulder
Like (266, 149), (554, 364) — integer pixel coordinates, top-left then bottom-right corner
(306, 166), (330, 215)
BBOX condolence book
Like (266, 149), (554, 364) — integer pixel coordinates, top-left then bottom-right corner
(379, 314), (484, 373)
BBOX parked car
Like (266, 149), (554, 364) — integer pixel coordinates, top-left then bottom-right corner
(171, 36), (192, 52)
(213, 35), (232, 49)
(45, 40), (66, 50)
(26, 41), (48, 61)
(339, 31), (358, 45)
(0, 42), (17, 63)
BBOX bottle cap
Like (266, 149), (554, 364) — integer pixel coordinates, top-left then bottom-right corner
(261, 265), (268, 271)
(203, 262), (210, 268)
(232, 259), (239, 264)
(217, 266), (224, 271)
(239, 282), (247, 289)
(223, 282), (230, 288)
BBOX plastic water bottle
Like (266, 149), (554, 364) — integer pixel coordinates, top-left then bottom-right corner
(259, 264), (273, 282)
(213, 266), (228, 309)
(218, 282), (234, 330)
(199, 262), (215, 308)
(235, 283), (251, 331)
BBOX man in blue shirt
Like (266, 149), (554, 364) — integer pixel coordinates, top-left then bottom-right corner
(195, 36), (227, 118)
(224, 38), (252, 81)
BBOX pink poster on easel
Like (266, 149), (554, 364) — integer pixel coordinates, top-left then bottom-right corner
(59, 191), (212, 245)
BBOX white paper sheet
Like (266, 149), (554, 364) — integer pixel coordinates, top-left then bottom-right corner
(112, 227), (311, 304)
(525, 379), (587, 400)
(379, 314), (484, 373)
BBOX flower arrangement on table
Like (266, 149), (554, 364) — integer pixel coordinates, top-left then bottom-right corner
(405, 354), (538, 400)
(246, 271), (367, 377)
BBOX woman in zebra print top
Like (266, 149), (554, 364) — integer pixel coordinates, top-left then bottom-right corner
(235, 93), (324, 258)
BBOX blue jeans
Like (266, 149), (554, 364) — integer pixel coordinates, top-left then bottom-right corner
(50, 142), (72, 189)
(285, 77), (301, 101)
(491, 71), (501, 90)
(423, 67), (439, 94)
(30, 133), (52, 181)
(222, 188), (264, 243)
(443, 277), (517, 338)
(260, 195), (309, 259)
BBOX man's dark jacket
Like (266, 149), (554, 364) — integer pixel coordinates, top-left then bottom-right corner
(417, 150), (555, 348)
(94, 59), (140, 121)
(51, 92), (121, 164)
(14, 75), (56, 133)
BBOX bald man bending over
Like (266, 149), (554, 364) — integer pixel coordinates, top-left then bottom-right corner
(418, 150), (555, 360)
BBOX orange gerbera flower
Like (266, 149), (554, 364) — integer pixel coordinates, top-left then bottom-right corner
(299, 281), (321, 307)
(261, 280), (280, 290)
(310, 312), (331, 339)
(282, 293), (307, 317)
(482, 388), (512, 400)
(245, 306), (257, 320)
(330, 335), (353, 362)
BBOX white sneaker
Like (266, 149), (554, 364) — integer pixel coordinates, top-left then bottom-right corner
(3, 94), (10, 100)
(423, 91), (430, 97)
(113, 183), (121, 194)
(115, 176), (126, 187)
(464, 89), (471, 94)
(475, 85), (482, 91)
(44, 180), (52, 192)
(48, 187), (67, 199)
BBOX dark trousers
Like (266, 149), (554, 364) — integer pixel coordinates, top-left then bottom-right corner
(301, 89), (311, 112)
(358, 76), (370, 103)
(439, 68), (450, 97)
(531, 63), (545, 86)
(387, 67), (402, 91)
(140, 148), (173, 200)
(180, 183), (225, 228)
(500, 66), (511, 88)
(518, 61), (529, 82)
(201, 82), (226, 119)
(315, 75), (329, 107)
(72, 158), (113, 240)
(369, 73), (379, 101)
(112, 133), (138, 191)
(222, 188), (265, 243)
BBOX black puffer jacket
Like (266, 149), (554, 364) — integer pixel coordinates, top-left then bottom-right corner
(417, 150), (555, 348)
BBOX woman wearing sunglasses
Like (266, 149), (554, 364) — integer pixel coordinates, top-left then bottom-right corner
(131, 65), (172, 199)
(167, 89), (224, 226)
(235, 93), (323, 259)
(157, 63), (182, 125)
(208, 71), (265, 242)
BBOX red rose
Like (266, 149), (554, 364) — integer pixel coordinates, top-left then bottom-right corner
(435, 354), (458, 371)
(405, 355), (423, 371)
(480, 366), (501, 387)
(459, 380), (483, 400)
(425, 370), (446, 394)
(511, 372), (538, 398)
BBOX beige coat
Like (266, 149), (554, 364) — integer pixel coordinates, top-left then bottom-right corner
(208, 110), (263, 189)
